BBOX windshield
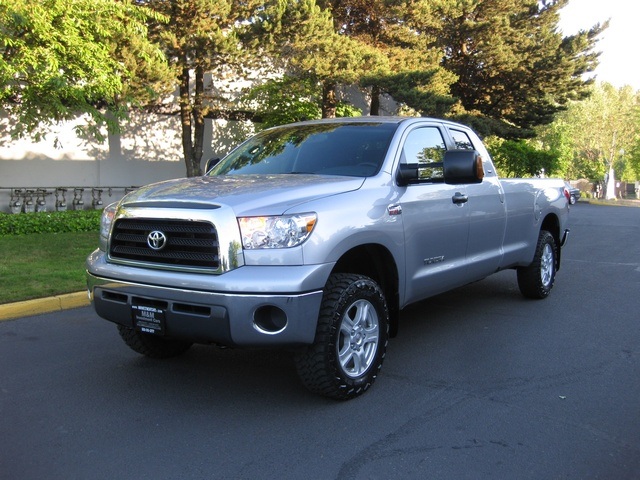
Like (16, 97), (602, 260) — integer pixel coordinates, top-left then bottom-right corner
(208, 122), (397, 178)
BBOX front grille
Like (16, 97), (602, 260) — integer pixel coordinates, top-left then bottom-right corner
(110, 218), (220, 269)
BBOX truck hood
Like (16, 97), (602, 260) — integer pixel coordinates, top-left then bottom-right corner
(120, 174), (365, 216)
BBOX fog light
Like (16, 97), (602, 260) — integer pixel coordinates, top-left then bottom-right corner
(253, 305), (288, 334)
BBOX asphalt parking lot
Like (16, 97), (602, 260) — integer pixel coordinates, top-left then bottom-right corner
(1, 202), (639, 479)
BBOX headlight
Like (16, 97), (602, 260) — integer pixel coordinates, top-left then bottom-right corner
(99, 202), (118, 251)
(238, 213), (317, 249)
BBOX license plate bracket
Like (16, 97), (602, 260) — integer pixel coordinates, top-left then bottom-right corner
(132, 304), (166, 335)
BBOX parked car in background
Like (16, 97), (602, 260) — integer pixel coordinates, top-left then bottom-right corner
(565, 182), (581, 204)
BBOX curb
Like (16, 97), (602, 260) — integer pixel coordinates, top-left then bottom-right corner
(0, 292), (90, 322)
(580, 198), (640, 207)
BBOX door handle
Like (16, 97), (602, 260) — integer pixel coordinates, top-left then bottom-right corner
(452, 192), (468, 204)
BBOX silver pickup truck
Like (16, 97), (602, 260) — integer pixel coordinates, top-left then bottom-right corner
(87, 117), (570, 400)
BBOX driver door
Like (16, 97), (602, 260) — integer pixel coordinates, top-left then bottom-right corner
(397, 125), (471, 306)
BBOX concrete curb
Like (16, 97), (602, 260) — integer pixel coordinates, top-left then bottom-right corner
(0, 292), (90, 322)
(580, 198), (640, 207)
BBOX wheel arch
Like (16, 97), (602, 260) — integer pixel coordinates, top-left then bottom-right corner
(331, 244), (400, 337)
(540, 213), (562, 270)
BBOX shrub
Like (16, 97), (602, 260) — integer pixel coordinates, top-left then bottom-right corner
(0, 209), (102, 236)
(487, 139), (559, 178)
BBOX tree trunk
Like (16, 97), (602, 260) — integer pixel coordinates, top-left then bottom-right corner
(192, 64), (205, 177)
(370, 85), (380, 116)
(179, 65), (197, 178)
(322, 81), (337, 118)
(605, 166), (616, 200)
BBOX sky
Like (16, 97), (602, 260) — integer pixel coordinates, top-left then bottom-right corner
(558, 0), (640, 90)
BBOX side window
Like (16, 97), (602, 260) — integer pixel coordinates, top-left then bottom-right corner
(449, 129), (475, 150)
(402, 127), (446, 181)
(450, 127), (496, 177)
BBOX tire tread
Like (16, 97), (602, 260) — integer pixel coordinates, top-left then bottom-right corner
(517, 230), (557, 299)
(295, 273), (389, 400)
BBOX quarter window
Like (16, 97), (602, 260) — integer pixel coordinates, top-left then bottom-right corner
(450, 129), (475, 150)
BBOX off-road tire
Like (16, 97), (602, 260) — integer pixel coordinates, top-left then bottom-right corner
(295, 273), (389, 400)
(117, 325), (192, 359)
(517, 230), (557, 299)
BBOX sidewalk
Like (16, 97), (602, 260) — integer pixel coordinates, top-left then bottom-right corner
(0, 292), (89, 322)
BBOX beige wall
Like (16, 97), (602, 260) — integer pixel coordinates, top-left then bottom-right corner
(0, 113), (253, 213)
(0, 84), (397, 213)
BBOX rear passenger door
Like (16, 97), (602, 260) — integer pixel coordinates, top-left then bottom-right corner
(397, 125), (471, 306)
(447, 127), (507, 279)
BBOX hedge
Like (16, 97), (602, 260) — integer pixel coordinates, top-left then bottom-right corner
(0, 209), (102, 236)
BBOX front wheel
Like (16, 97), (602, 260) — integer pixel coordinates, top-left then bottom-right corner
(517, 230), (557, 299)
(295, 273), (389, 400)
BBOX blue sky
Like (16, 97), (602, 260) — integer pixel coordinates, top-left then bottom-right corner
(559, 0), (640, 90)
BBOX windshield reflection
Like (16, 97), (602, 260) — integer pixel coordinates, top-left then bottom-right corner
(208, 123), (397, 178)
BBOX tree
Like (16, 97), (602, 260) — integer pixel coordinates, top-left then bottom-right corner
(317, 0), (456, 117)
(362, 70), (457, 117)
(142, 0), (272, 177)
(487, 138), (559, 177)
(241, 76), (322, 128)
(267, 0), (605, 129)
(0, 0), (171, 142)
(429, 0), (605, 137)
(629, 141), (640, 183)
(538, 83), (640, 182)
(255, 0), (388, 119)
(241, 74), (364, 129)
(628, 102), (640, 183)
(300, 31), (387, 118)
(535, 116), (599, 180)
(574, 84), (639, 183)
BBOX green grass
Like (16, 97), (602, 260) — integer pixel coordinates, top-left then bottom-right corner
(0, 231), (99, 304)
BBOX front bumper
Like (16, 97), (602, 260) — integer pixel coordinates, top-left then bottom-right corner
(87, 250), (332, 346)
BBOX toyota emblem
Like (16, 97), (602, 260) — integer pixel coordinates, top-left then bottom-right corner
(147, 230), (167, 250)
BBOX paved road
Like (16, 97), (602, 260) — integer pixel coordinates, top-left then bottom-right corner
(1, 203), (639, 479)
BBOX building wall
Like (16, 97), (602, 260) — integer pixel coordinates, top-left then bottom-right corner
(0, 113), (253, 213)
(0, 84), (397, 214)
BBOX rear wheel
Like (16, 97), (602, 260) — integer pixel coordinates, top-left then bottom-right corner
(117, 325), (192, 359)
(517, 230), (557, 299)
(295, 273), (389, 400)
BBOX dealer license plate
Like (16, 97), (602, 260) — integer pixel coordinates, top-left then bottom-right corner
(132, 304), (166, 335)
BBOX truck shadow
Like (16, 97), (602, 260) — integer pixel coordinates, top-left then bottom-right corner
(93, 270), (545, 406)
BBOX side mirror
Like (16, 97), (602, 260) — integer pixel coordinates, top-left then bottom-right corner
(396, 163), (419, 186)
(443, 150), (484, 185)
(205, 157), (220, 174)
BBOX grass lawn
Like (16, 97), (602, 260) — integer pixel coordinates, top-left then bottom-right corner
(0, 231), (99, 304)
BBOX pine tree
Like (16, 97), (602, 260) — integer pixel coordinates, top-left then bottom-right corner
(143, 0), (264, 177)
(430, 0), (605, 137)
(257, 0), (388, 118)
(318, 0), (456, 116)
